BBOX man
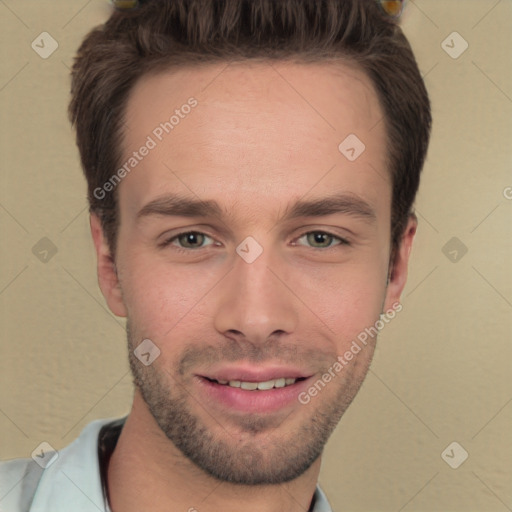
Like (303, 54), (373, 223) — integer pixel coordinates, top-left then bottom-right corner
(0, 0), (431, 510)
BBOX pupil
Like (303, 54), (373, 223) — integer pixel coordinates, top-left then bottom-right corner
(310, 232), (329, 247)
(185, 233), (202, 246)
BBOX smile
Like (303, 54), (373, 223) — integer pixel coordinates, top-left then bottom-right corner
(206, 377), (302, 390)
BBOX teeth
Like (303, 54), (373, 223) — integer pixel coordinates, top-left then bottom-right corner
(256, 380), (275, 390)
(240, 381), (259, 390)
(218, 378), (297, 390)
(274, 378), (286, 388)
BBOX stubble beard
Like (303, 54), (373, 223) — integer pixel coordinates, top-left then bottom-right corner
(126, 321), (373, 485)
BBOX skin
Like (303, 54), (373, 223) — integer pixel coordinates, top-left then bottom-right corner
(90, 60), (417, 512)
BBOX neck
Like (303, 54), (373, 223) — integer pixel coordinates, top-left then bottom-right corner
(107, 392), (321, 512)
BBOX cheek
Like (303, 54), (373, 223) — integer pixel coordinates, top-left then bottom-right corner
(118, 237), (389, 353)
(288, 251), (388, 340)
(118, 253), (221, 339)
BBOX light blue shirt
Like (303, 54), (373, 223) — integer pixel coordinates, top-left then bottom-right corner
(0, 417), (333, 511)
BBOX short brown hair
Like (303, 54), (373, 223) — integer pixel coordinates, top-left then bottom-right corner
(69, 0), (431, 261)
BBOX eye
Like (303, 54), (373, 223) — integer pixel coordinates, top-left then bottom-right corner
(163, 231), (215, 250)
(296, 231), (349, 249)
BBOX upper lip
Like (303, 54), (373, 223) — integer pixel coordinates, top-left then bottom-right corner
(198, 364), (312, 382)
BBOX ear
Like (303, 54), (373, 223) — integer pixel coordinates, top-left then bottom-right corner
(383, 214), (417, 311)
(90, 213), (127, 318)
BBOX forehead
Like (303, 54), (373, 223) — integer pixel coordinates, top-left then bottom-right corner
(119, 60), (388, 222)
(124, 59), (382, 138)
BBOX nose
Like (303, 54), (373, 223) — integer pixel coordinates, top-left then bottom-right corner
(213, 247), (299, 345)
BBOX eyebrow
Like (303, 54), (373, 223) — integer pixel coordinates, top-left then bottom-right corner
(137, 195), (222, 220)
(136, 192), (377, 224)
(281, 193), (376, 223)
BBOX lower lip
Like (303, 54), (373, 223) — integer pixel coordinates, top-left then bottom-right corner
(196, 376), (311, 414)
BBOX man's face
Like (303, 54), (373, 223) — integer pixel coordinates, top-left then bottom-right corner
(93, 61), (411, 484)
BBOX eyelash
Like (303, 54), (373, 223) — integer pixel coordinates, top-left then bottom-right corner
(160, 230), (350, 253)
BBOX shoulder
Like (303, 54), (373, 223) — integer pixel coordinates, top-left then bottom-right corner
(0, 416), (126, 512)
(0, 456), (44, 511)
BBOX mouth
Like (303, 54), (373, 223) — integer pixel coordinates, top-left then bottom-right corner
(203, 376), (307, 391)
(195, 368), (313, 414)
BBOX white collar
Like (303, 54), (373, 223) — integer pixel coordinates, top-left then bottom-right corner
(28, 417), (332, 512)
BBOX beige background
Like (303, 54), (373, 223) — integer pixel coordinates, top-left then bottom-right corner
(0, 1), (511, 511)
